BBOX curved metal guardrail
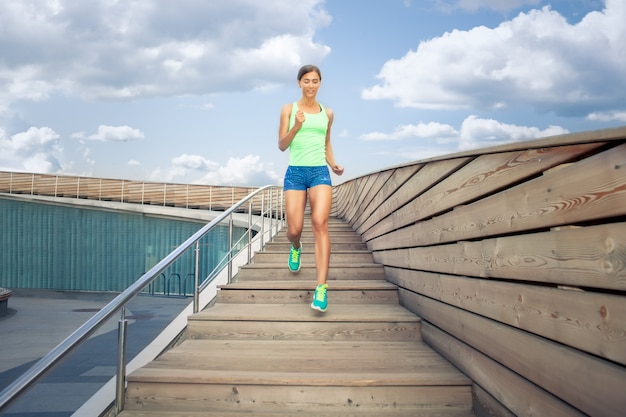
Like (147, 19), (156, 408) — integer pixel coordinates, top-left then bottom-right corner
(0, 185), (283, 415)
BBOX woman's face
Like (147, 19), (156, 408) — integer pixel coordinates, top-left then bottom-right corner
(298, 71), (321, 98)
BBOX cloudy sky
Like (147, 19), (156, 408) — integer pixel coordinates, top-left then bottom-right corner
(1, 0), (624, 186)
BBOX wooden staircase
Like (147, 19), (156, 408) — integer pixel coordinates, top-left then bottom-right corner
(119, 216), (474, 416)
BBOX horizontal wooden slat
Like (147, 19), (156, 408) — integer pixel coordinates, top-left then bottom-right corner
(0, 171), (274, 213)
(406, 293), (626, 417)
(421, 323), (586, 417)
(359, 158), (469, 237)
(386, 267), (626, 365)
(364, 143), (607, 242)
(369, 142), (626, 250)
(353, 165), (420, 232)
(374, 222), (626, 290)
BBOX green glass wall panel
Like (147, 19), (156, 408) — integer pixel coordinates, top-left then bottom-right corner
(0, 198), (246, 292)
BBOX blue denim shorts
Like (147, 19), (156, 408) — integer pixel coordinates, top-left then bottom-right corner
(283, 166), (332, 191)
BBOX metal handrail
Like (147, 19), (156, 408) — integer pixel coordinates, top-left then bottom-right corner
(0, 184), (284, 415)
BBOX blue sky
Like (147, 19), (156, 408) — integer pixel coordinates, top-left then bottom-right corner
(1, 0), (623, 186)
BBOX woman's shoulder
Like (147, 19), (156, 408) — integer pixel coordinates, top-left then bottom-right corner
(323, 104), (334, 120)
(280, 102), (295, 116)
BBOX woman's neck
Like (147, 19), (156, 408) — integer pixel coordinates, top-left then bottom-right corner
(299, 97), (318, 108)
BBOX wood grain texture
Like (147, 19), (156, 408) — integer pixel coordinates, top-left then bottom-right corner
(386, 267), (626, 365)
(374, 222), (626, 290)
(412, 297), (626, 417)
(361, 158), (470, 240)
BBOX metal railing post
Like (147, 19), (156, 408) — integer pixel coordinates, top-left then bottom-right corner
(115, 307), (128, 414)
(247, 201), (253, 263)
(193, 241), (200, 314)
(260, 192), (265, 248)
(227, 215), (234, 283)
(268, 188), (273, 239)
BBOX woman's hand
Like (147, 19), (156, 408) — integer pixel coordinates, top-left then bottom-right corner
(294, 109), (305, 128)
(331, 165), (344, 176)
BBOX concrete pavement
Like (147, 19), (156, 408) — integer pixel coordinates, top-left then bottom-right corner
(0, 289), (190, 417)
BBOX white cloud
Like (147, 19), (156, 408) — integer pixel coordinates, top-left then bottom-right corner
(587, 111), (626, 122)
(0, 126), (62, 173)
(361, 122), (459, 141)
(155, 154), (280, 187)
(0, 0), (331, 105)
(73, 125), (145, 142)
(363, 1), (626, 117)
(447, 0), (541, 12)
(458, 115), (568, 150)
(359, 115), (569, 158)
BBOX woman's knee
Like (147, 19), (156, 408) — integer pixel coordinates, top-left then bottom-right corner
(310, 217), (328, 235)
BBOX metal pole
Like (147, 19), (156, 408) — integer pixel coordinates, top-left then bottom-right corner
(247, 201), (253, 263)
(268, 188), (273, 239)
(227, 215), (234, 283)
(260, 192), (265, 248)
(193, 241), (200, 314)
(115, 307), (128, 414)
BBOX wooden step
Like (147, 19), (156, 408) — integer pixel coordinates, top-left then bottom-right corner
(120, 409), (475, 417)
(216, 280), (399, 304)
(252, 250), (374, 264)
(271, 234), (366, 243)
(125, 339), (471, 414)
(263, 241), (369, 251)
(234, 264), (385, 281)
(119, 215), (475, 416)
(187, 303), (422, 341)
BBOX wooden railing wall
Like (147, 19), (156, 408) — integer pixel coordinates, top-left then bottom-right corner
(332, 126), (626, 417)
(0, 172), (280, 214)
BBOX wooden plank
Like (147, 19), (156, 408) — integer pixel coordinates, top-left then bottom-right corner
(32, 174), (57, 196)
(352, 165), (424, 234)
(55, 175), (79, 197)
(145, 340), (466, 380)
(334, 179), (357, 218)
(369, 142), (625, 250)
(99, 178), (124, 201)
(472, 384), (516, 417)
(421, 323), (586, 417)
(216, 287), (399, 305)
(76, 177), (101, 199)
(375, 222), (626, 290)
(187, 317), (422, 342)
(217, 280), (400, 305)
(407, 294), (626, 417)
(252, 250), (373, 264)
(0, 172), (10, 191)
(190, 303), (420, 323)
(234, 264), (385, 281)
(220, 279), (398, 290)
(344, 174), (378, 224)
(125, 383), (472, 414)
(386, 267), (626, 365)
(120, 409), (474, 417)
(352, 166), (418, 233)
(361, 157), (470, 241)
(2, 172), (32, 193)
(375, 126), (625, 168)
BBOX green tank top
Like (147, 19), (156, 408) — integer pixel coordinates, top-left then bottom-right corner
(288, 102), (328, 166)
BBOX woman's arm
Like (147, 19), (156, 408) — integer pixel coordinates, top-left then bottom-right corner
(278, 103), (304, 152)
(324, 108), (344, 176)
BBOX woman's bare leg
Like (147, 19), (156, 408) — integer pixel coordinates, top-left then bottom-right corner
(308, 184), (333, 285)
(284, 189), (307, 248)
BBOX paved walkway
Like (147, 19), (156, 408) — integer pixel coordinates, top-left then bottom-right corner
(0, 289), (190, 417)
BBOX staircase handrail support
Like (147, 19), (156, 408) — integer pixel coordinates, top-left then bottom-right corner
(0, 184), (284, 414)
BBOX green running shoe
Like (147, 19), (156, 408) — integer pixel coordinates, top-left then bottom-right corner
(288, 243), (301, 272)
(311, 283), (328, 312)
